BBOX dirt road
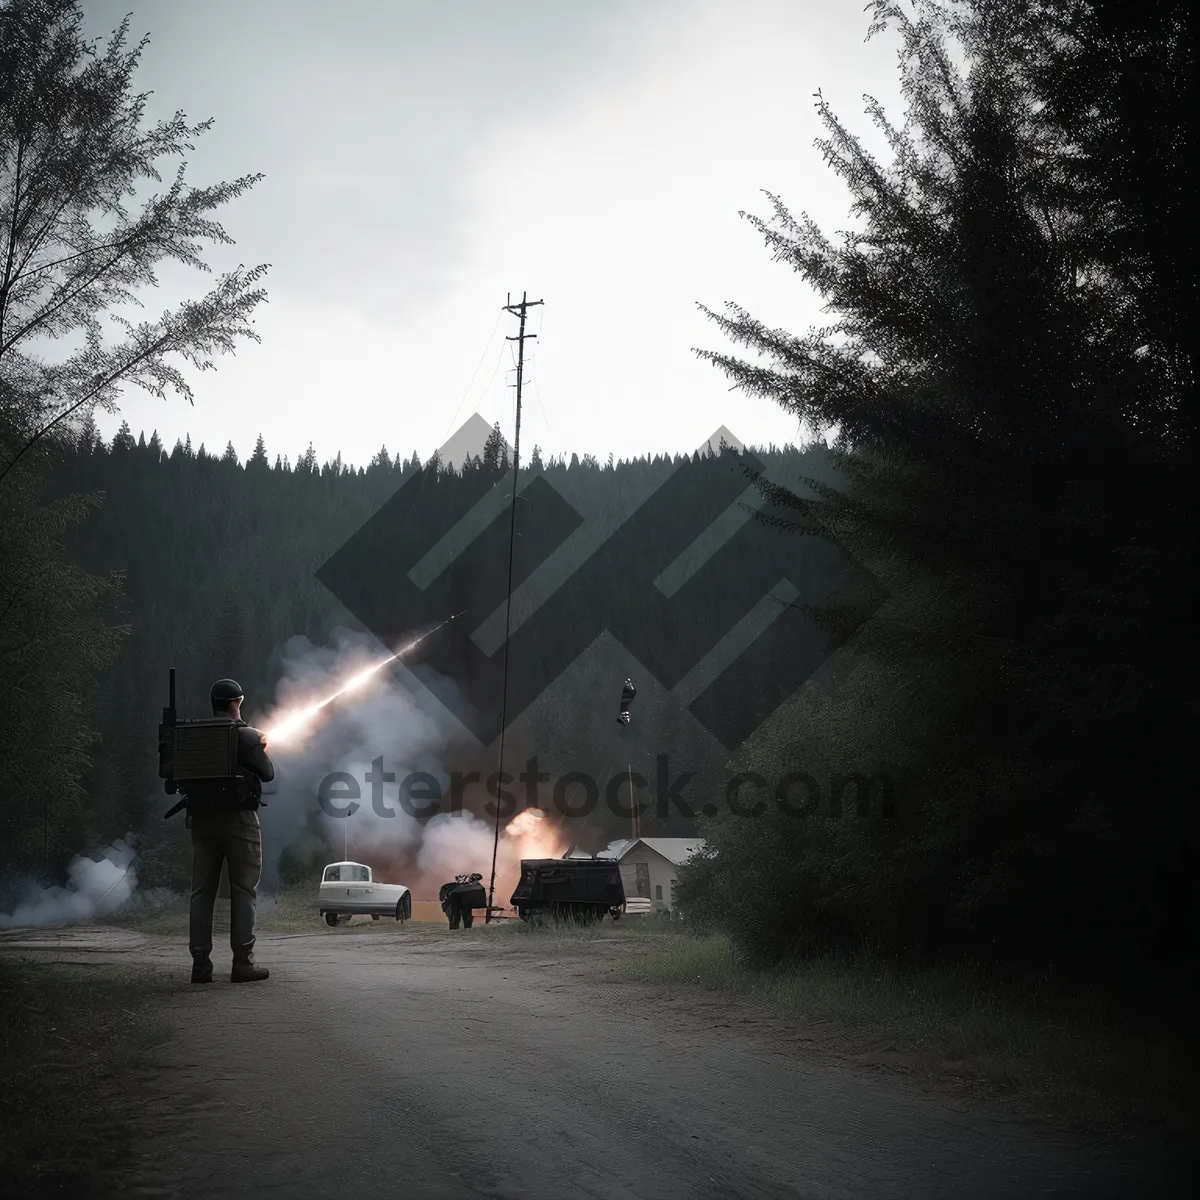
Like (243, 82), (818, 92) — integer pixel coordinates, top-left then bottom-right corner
(0, 923), (1187, 1199)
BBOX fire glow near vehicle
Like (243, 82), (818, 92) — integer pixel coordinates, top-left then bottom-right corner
(318, 862), (412, 927)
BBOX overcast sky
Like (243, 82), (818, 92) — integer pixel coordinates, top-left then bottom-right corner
(79, 0), (903, 468)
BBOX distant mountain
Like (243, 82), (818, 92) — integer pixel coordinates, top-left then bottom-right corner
(434, 413), (510, 469)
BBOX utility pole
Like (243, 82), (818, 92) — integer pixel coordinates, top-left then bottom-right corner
(486, 292), (543, 923)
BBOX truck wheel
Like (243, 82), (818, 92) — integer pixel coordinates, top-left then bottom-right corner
(371, 914), (380, 921)
(462, 908), (474, 929)
(324, 912), (338, 928)
(448, 905), (461, 929)
(396, 895), (411, 922)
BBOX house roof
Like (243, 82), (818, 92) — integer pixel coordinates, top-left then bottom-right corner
(595, 838), (706, 865)
(594, 839), (633, 860)
(636, 838), (706, 865)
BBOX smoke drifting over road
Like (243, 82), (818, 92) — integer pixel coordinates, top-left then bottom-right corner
(0, 839), (139, 929)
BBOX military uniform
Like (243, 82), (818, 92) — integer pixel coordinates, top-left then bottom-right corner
(189, 680), (275, 983)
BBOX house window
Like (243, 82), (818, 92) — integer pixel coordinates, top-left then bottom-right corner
(655, 884), (662, 900)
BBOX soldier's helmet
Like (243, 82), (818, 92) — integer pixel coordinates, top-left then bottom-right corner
(210, 678), (244, 706)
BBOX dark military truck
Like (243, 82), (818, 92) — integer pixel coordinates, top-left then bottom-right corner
(510, 858), (626, 924)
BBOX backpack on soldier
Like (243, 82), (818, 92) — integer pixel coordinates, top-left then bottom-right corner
(158, 668), (260, 818)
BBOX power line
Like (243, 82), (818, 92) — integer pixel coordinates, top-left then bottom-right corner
(439, 310), (506, 449)
(529, 371), (559, 465)
(438, 338), (508, 472)
(474, 340), (510, 419)
(525, 302), (559, 463)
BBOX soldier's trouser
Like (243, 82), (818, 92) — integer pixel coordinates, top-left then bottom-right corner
(189, 809), (262, 961)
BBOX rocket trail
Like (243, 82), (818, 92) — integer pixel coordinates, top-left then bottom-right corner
(266, 611), (465, 745)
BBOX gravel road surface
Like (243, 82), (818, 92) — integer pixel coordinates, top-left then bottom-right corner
(1, 924), (1188, 1199)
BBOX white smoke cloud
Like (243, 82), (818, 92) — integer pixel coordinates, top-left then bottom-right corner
(416, 812), (497, 882)
(414, 808), (565, 902)
(251, 626), (567, 901)
(250, 628), (457, 884)
(0, 839), (138, 930)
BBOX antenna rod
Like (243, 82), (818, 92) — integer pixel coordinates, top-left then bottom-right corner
(487, 291), (543, 922)
(630, 764), (636, 842)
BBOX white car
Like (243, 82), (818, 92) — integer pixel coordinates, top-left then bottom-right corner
(318, 861), (412, 927)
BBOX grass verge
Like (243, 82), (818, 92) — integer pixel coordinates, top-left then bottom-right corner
(108, 886), (329, 937)
(619, 931), (1196, 1141)
(0, 957), (175, 1199)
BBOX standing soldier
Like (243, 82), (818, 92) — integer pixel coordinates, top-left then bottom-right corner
(188, 679), (275, 983)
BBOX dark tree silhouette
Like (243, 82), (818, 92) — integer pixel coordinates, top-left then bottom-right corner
(686, 0), (1195, 971)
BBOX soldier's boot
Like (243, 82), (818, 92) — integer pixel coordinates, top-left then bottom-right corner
(191, 955), (214, 984)
(230, 953), (269, 983)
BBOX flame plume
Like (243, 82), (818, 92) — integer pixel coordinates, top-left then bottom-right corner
(265, 613), (463, 746)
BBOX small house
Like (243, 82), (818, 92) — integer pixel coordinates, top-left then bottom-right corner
(564, 838), (706, 911)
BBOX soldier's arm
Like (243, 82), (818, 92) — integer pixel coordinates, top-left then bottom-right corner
(239, 727), (276, 781)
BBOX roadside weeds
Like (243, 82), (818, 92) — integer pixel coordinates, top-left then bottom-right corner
(449, 916), (1196, 1144)
(614, 930), (1197, 1144)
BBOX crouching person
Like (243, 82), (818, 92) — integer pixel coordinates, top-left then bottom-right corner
(440, 873), (485, 929)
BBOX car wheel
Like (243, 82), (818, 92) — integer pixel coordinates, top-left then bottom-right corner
(396, 895), (410, 922)
(324, 912), (338, 928)
(371, 914), (380, 921)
